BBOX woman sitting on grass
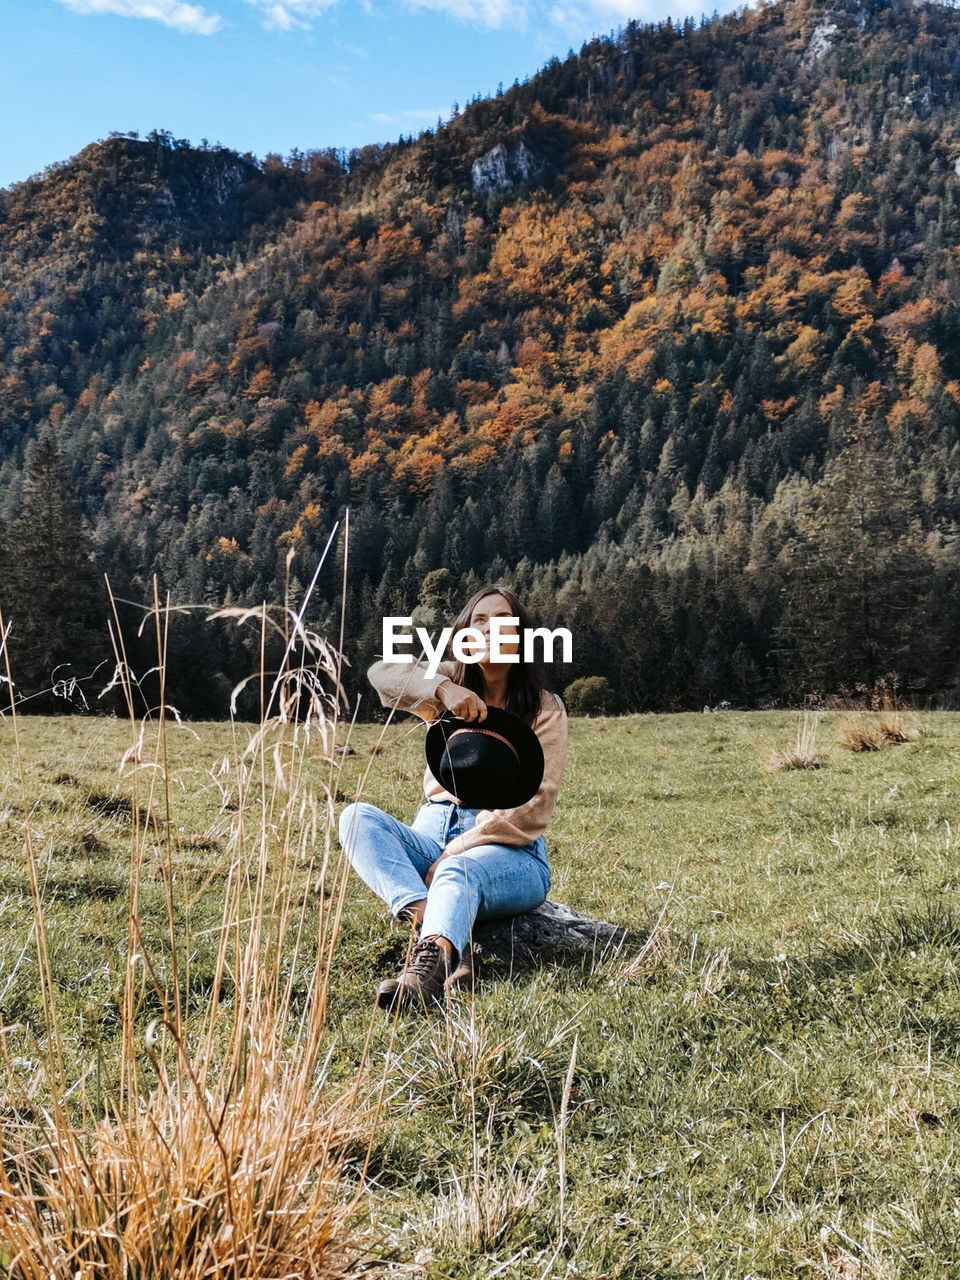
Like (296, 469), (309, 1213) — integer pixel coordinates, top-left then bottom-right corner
(338, 584), (568, 1011)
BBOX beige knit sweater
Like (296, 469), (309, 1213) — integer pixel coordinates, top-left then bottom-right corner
(367, 657), (568, 857)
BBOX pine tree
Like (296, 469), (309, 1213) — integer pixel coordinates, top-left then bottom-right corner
(414, 566), (457, 633)
(775, 435), (930, 699)
(6, 430), (106, 710)
(0, 517), (9, 685)
(0, 517), (8, 596)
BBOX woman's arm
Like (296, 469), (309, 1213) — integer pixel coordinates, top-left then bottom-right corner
(367, 657), (459, 722)
(369, 657), (487, 724)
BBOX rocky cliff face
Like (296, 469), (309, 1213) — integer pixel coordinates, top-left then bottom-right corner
(471, 139), (539, 193)
(800, 0), (871, 70)
(0, 134), (279, 265)
(90, 137), (262, 242)
(132, 150), (251, 236)
(801, 20), (839, 67)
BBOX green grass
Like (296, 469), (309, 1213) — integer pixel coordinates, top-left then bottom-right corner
(1, 709), (959, 1278)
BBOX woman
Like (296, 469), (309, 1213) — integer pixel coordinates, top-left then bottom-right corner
(338, 584), (568, 1011)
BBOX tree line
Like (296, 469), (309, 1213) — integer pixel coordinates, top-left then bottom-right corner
(0, 418), (956, 717)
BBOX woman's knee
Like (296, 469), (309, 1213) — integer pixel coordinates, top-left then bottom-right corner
(430, 853), (470, 882)
(428, 855), (483, 901)
(338, 800), (384, 848)
(430, 848), (548, 912)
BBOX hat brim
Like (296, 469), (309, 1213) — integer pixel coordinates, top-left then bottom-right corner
(425, 705), (545, 809)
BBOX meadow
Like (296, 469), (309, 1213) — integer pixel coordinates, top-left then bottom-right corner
(0, 706), (958, 1278)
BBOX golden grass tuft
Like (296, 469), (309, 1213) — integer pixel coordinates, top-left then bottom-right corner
(836, 709), (921, 752)
(415, 1159), (548, 1257)
(620, 898), (680, 983)
(836, 712), (885, 752)
(832, 679), (923, 753)
(0, 526), (394, 1279)
(685, 945), (731, 1008)
(763, 711), (825, 772)
(0, 1051), (366, 1279)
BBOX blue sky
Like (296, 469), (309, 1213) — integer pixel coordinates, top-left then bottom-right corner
(1, 0), (749, 191)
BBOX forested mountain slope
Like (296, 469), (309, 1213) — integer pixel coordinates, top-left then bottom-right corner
(2, 0), (960, 714)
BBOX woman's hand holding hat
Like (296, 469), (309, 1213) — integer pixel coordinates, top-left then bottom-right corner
(437, 679), (487, 723)
(425, 705), (545, 809)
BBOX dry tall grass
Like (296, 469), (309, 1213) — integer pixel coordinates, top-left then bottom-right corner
(619, 895), (679, 983)
(0, 531), (388, 1278)
(836, 711), (920, 752)
(414, 1158), (548, 1258)
(763, 711), (825, 772)
(833, 681), (921, 753)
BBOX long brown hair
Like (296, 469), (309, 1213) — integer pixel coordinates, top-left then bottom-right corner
(447, 584), (554, 727)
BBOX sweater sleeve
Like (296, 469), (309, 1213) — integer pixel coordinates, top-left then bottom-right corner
(367, 656), (458, 723)
(440, 692), (568, 856)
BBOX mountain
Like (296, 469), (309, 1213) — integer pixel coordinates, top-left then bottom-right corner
(2, 0), (960, 715)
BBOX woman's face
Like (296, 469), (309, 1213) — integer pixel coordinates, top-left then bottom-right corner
(469, 593), (520, 664)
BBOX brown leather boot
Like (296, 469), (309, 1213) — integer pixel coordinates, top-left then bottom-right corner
(391, 936), (458, 1009)
(375, 908), (423, 1009)
(378, 942), (475, 1007)
(376, 972), (403, 1009)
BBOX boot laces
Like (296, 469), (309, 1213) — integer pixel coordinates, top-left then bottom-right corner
(409, 937), (454, 975)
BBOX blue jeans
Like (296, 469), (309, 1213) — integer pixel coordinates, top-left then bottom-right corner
(337, 799), (551, 958)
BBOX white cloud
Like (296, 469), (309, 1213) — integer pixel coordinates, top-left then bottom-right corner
(584, 0), (650, 16)
(57, 0), (221, 33)
(248, 0), (527, 29)
(402, 0), (523, 28)
(244, 0), (338, 28)
(548, 0), (627, 30)
(369, 107), (446, 126)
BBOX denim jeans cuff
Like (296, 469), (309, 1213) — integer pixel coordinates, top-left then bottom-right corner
(393, 893), (426, 922)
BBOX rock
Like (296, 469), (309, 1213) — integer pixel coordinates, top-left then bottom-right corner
(471, 140), (538, 195)
(801, 20), (838, 68)
(471, 900), (627, 965)
(903, 88), (932, 119)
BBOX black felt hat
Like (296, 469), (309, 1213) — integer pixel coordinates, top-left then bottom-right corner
(425, 706), (545, 809)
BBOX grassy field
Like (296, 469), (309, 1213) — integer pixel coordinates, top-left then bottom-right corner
(0, 708), (958, 1278)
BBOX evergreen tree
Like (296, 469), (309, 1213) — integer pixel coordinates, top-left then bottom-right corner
(6, 430), (106, 710)
(413, 566), (457, 637)
(775, 435), (931, 699)
(0, 516), (9, 685)
(0, 517), (8, 600)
